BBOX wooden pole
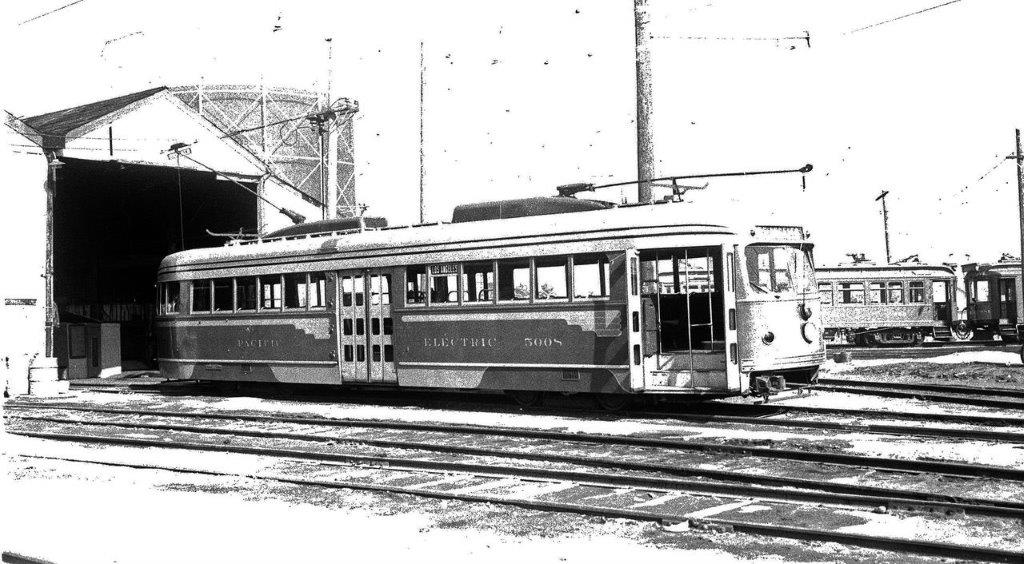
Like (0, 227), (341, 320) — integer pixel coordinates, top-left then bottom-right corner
(634, 0), (655, 203)
(419, 40), (426, 223)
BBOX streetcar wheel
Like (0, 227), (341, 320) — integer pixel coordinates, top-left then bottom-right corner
(595, 394), (631, 412)
(507, 390), (543, 408)
(911, 331), (924, 346)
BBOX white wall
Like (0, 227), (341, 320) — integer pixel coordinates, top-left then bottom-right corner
(0, 122), (49, 395)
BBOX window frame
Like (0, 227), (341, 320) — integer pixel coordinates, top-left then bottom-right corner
(308, 272), (328, 310)
(533, 255), (571, 302)
(571, 253), (612, 301)
(908, 280), (926, 304)
(839, 281), (865, 305)
(461, 260), (498, 306)
(191, 279), (213, 314)
(817, 282), (833, 305)
(428, 263), (461, 307)
(283, 272), (309, 310)
(887, 281), (905, 304)
(497, 257), (534, 304)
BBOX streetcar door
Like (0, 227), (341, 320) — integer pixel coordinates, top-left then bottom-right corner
(339, 271), (368, 383)
(998, 278), (1017, 323)
(931, 280), (951, 324)
(367, 270), (397, 383)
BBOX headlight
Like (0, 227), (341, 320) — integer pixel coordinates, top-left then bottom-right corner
(801, 321), (819, 344)
(762, 331), (775, 345)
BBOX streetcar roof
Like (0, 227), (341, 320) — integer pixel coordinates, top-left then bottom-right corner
(816, 263), (956, 279)
(159, 201), (810, 274)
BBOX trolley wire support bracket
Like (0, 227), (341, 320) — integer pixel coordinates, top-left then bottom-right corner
(557, 164), (813, 199)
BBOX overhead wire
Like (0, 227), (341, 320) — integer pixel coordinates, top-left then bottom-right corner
(846, 0), (966, 35)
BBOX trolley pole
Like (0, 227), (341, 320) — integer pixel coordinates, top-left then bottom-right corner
(876, 189), (891, 263)
(634, 0), (656, 203)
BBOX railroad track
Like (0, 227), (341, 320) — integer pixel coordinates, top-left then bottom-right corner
(812, 379), (1024, 410)
(825, 342), (1017, 361)
(5, 402), (1023, 561)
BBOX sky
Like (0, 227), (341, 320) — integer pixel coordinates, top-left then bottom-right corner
(2, 0), (1023, 265)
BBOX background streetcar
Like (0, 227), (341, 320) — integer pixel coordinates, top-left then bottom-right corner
(963, 254), (1024, 342)
(816, 255), (964, 345)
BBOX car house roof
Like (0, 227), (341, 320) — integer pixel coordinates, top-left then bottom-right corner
(158, 201), (811, 278)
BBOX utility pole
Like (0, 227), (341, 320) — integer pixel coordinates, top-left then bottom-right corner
(419, 40), (426, 224)
(1011, 129), (1024, 318)
(324, 37), (338, 220)
(634, 0), (655, 203)
(875, 189), (891, 263)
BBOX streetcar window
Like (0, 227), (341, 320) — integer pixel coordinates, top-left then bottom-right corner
(887, 281), (904, 304)
(745, 245), (814, 294)
(343, 319), (353, 335)
(932, 280), (949, 304)
(162, 282), (181, 314)
(192, 281), (212, 313)
(498, 259), (532, 301)
(372, 345), (381, 362)
(406, 266), (427, 305)
(573, 254), (610, 299)
(357, 345), (365, 362)
(839, 282), (864, 304)
(284, 273), (307, 309)
(817, 283), (832, 305)
(973, 280), (990, 302)
(908, 281), (926, 303)
(384, 345), (394, 362)
(430, 264), (459, 305)
(535, 256), (569, 300)
(213, 278), (233, 312)
(383, 318), (393, 335)
(342, 275), (365, 307)
(356, 318), (365, 335)
(370, 274), (391, 306)
(308, 273), (327, 309)
(261, 276), (283, 310)
(344, 345), (353, 362)
(462, 261), (495, 303)
(372, 318), (380, 335)
(236, 277), (258, 311)
(868, 282), (884, 305)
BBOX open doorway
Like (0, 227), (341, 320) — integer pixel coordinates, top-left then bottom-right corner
(53, 157), (257, 369)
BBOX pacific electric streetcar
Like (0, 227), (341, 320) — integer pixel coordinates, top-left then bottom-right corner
(155, 196), (824, 406)
(817, 255), (963, 345)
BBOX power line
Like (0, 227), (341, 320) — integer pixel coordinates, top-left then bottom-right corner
(847, 0), (965, 35)
(18, 0), (88, 26)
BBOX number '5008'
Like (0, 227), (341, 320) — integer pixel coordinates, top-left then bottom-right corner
(524, 337), (563, 347)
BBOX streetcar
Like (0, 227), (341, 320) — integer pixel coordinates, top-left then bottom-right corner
(963, 254), (1024, 342)
(816, 255), (963, 346)
(155, 195), (824, 407)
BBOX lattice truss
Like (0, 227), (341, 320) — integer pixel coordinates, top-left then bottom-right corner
(173, 85), (358, 217)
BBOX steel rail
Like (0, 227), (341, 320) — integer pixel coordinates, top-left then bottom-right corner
(10, 412), (1024, 519)
(56, 381), (1024, 429)
(8, 402), (1024, 481)
(818, 377), (1024, 399)
(813, 385), (1024, 410)
(717, 404), (1024, 427)
(10, 433), (1023, 562)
